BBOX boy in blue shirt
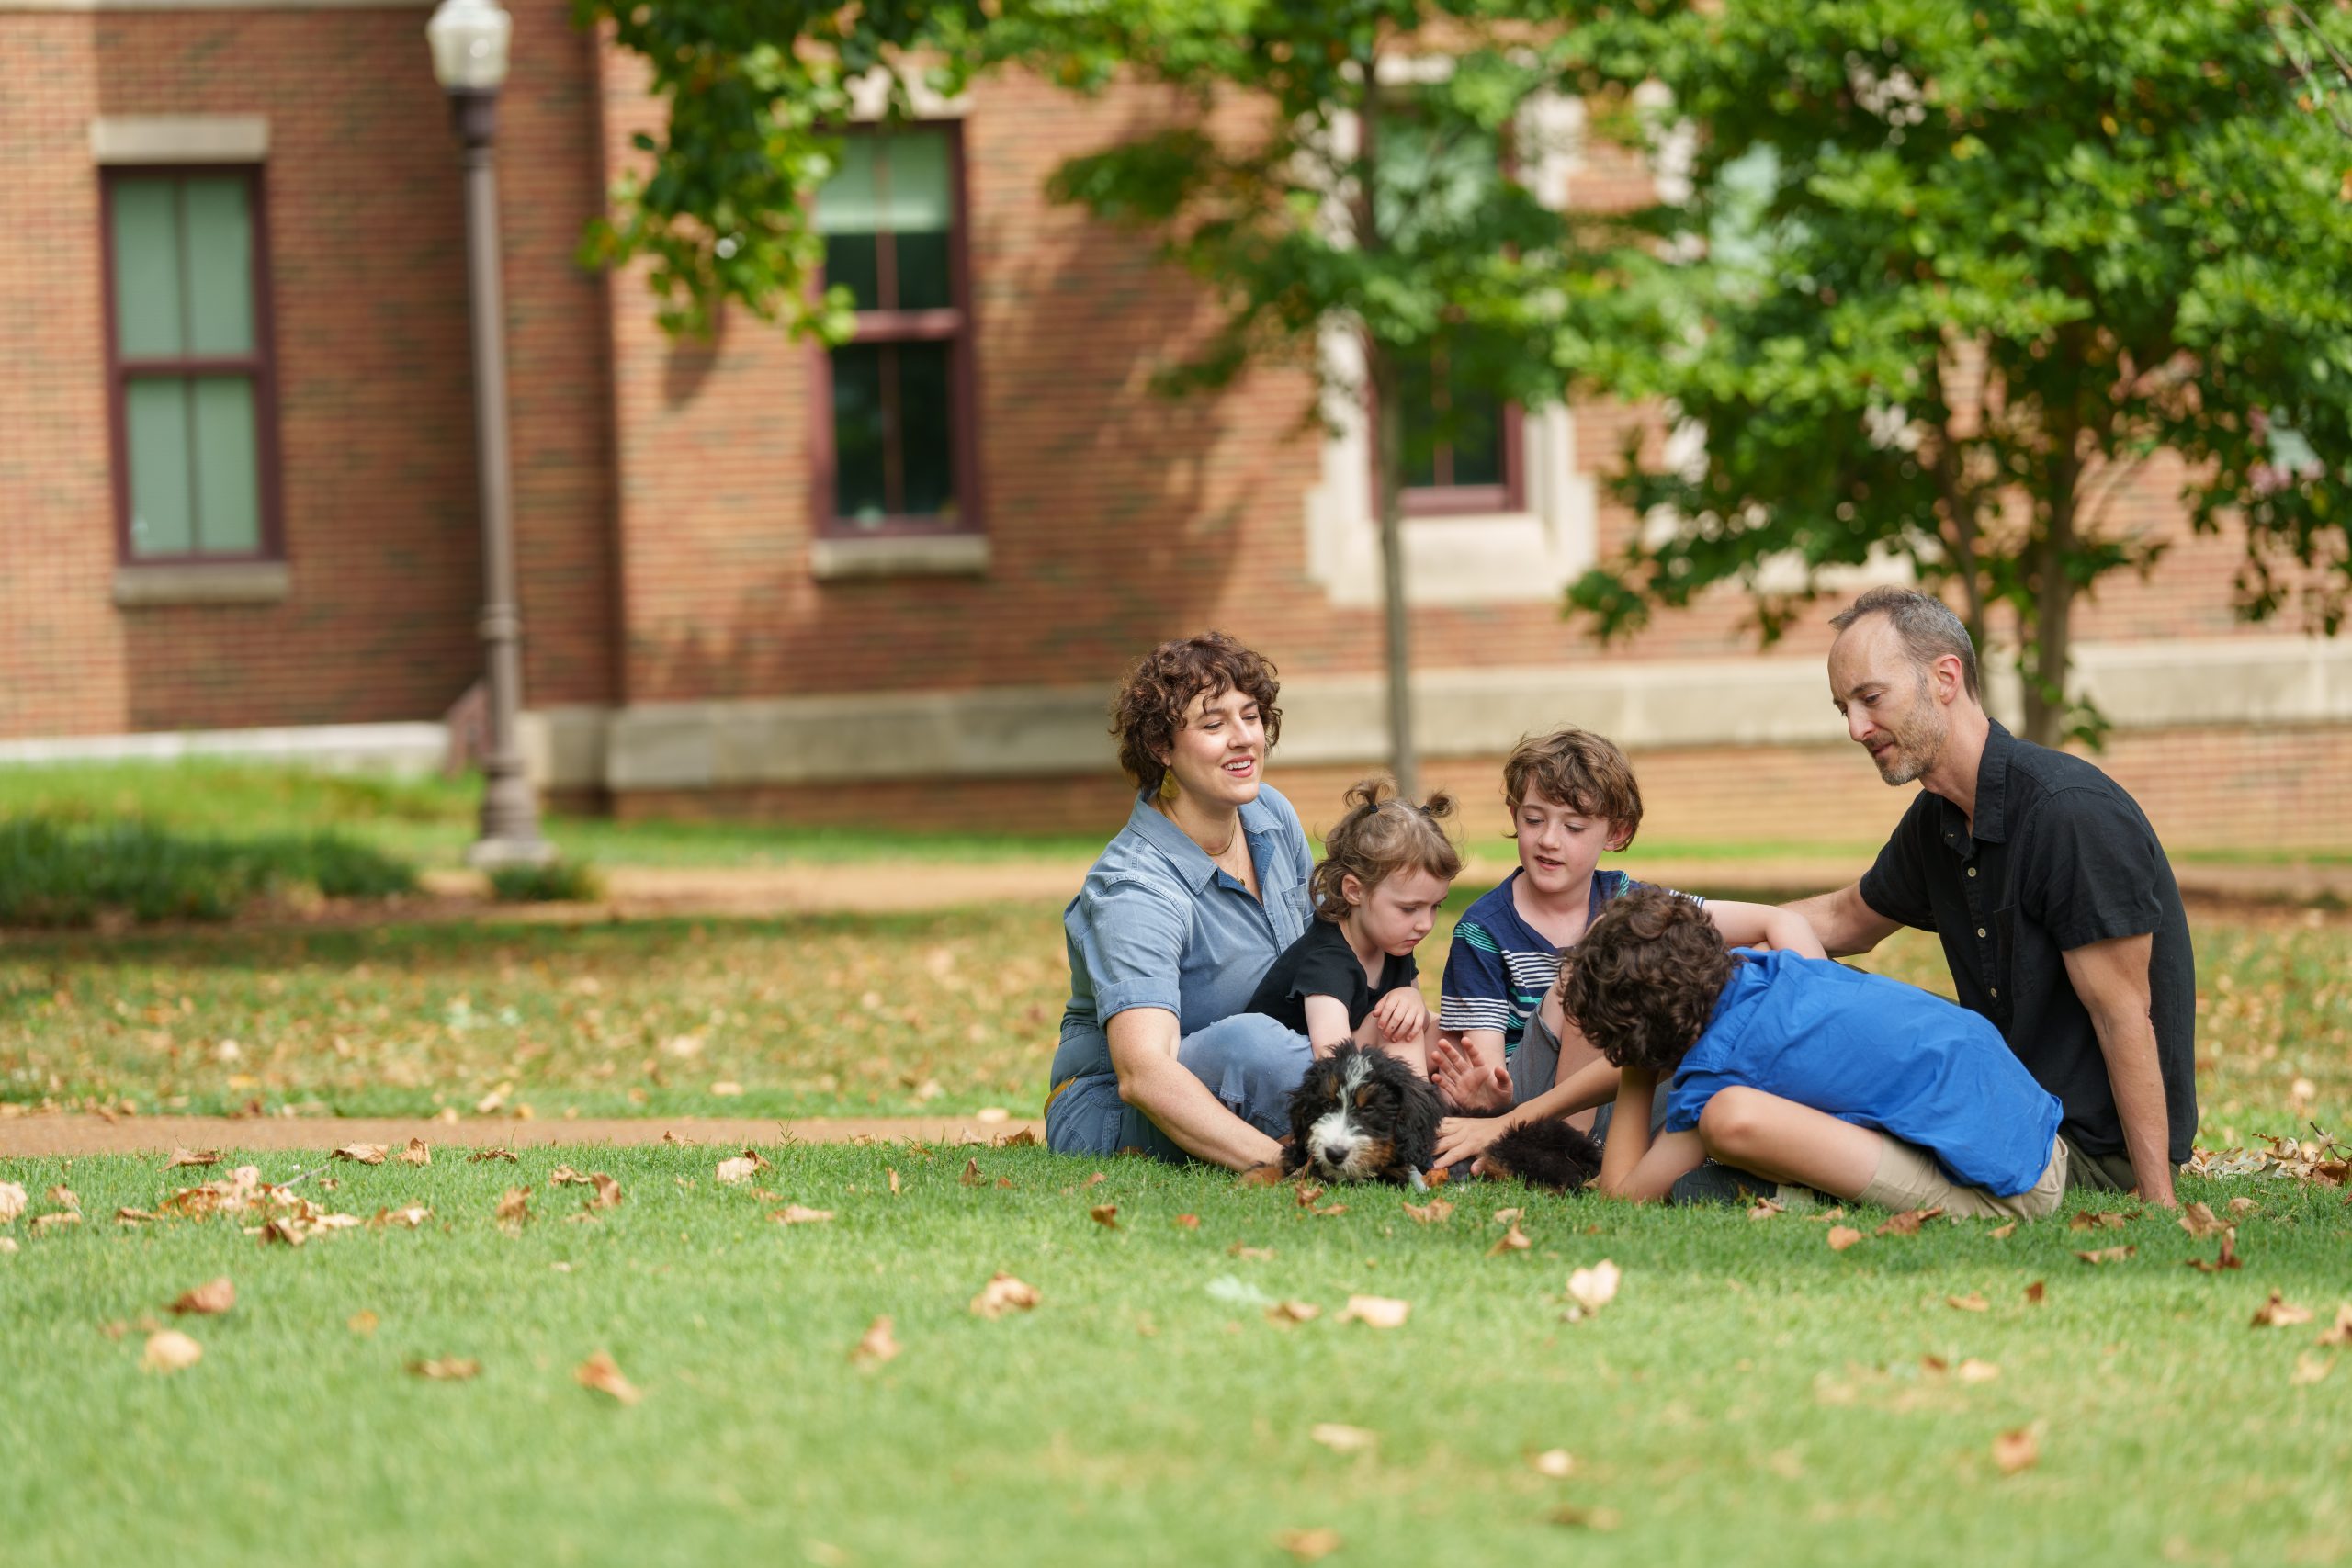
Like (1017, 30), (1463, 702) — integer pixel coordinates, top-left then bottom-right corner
(1575, 887), (2068, 1217)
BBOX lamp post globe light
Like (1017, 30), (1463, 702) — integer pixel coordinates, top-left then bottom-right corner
(427, 0), (551, 868)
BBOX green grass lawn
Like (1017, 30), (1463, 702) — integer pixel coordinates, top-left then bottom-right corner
(6, 907), (2348, 1140)
(4, 1143), (2347, 1568)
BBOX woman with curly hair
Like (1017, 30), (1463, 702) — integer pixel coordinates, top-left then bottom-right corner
(1046, 632), (1317, 1170)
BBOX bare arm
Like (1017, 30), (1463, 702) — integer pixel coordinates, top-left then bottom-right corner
(1706, 899), (1828, 961)
(1107, 1007), (1283, 1173)
(1782, 883), (1902, 959)
(1302, 994), (1356, 1057)
(1590, 1068), (1705, 1201)
(2061, 934), (2176, 1208)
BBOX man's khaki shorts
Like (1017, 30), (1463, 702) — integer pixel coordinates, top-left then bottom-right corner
(1857, 1132), (2068, 1221)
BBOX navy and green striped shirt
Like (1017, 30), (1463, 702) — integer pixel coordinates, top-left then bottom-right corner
(1439, 869), (1694, 1057)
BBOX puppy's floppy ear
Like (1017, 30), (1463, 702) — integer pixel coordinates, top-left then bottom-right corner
(1396, 1073), (1442, 1173)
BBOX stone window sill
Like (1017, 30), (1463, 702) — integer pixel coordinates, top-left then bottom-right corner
(809, 533), (989, 581)
(113, 560), (290, 607)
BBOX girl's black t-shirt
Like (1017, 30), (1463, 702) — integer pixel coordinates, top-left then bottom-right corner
(1243, 919), (1418, 1037)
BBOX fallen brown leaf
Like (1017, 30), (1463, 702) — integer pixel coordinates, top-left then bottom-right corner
(1748, 1198), (1784, 1221)
(1309, 1201), (1349, 1217)
(1090, 1203), (1120, 1229)
(1947, 1292), (1989, 1313)
(398, 1138), (431, 1167)
(961, 1158), (984, 1187)
(141, 1329), (202, 1373)
(115, 1208), (156, 1225)
(1826, 1225), (1864, 1252)
(1527, 1448), (1576, 1478)
(1489, 1222), (1532, 1256)
(584, 1173), (623, 1211)
(467, 1148), (518, 1164)
(1988, 1222), (2018, 1240)
(548, 1166), (594, 1187)
(163, 1148), (219, 1171)
(1548, 1506), (1623, 1531)
(2187, 1229), (2243, 1272)
(850, 1315), (900, 1368)
(772, 1204), (835, 1224)
(408, 1357), (481, 1382)
(348, 1311), (379, 1336)
(1308, 1422), (1375, 1452)
(1083, 1171), (1107, 1188)
(1172, 1213), (1201, 1230)
(169, 1277), (235, 1315)
(2025, 1280), (2047, 1305)
(1337, 1294), (1410, 1328)
(1992, 1427), (2039, 1475)
(997, 1128), (1040, 1148)
(31, 1211), (79, 1233)
(2177, 1201), (2228, 1238)
(2227, 1196), (2257, 1217)
(1957, 1359), (2001, 1383)
(887, 1168), (901, 1195)
(1275, 1528), (1343, 1562)
(0, 1181), (25, 1224)
(1229, 1244), (1275, 1261)
(332, 1144), (387, 1166)
(1295, 1184), (1327, 1209)
(715, 1157), (762, 1185)
(2252, 1289), (2314, 1327)
(1875, 1206), (1944, 1237)
(574, 1350), (641, 1404)
(2292, 1352), (2335, 1386)
(1491, 1206), (1523, 1225)
(2075, 1245), (2136, 1265)
(47, 1184), (78, 1212)
(995, 1176), (1015, 1190)
(1566, 1260), (1621, 1317)
(1403, 1199), (1454, 1224)
(2318, 1304), (2352, 1348)
(1266, 1300), (1322, 1325)
(970, 1273), (1042, 1318)
(372, 1204), (433, 1229)
(1808, 1206), (1848, 1223)
(494, 1188), (533, 1228)
(2069, 1210), (2132, 1232)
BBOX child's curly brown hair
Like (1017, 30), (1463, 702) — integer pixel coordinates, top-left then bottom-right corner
(1109, 632), (1283, 796)
(1308, 776), (1462, 921)
(1557, 886), (1736, 1076)
(1502, 728), (1643, 845)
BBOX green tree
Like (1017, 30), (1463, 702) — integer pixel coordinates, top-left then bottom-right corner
(575, 0), (1603, 797)
(1562, 0), (2352, 745)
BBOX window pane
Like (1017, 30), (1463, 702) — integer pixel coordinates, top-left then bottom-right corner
(183, 177), (254, 357)
(822, 232), (880, 313)
(191, 377), (262, 554)
(815, 137), (882, 231)
(894, 230), (953, 312)
(111, 179), (185, 358)
(1448, 389), (1505, 488)
(882, 130), (954, 235)
(898, 340), (956, 517)
(1395, 352), (1440, 489)
(830, 342), (888, 524)
(125, 377), (196, 557)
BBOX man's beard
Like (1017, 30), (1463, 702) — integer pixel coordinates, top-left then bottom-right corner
(1872, 682), (1949, 785)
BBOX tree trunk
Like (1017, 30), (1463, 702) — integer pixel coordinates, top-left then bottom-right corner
(2022, 453), (2080, 749)
(1370, 339), (1420, 800)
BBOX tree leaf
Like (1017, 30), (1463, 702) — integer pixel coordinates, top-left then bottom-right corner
(141, 1329), (202, 1373)
(1875, 1207), (1944, 1237)
(574, 1350), (641, 1404)
(1403, 1199), (1454, 1224)
(1566, 1260), (1621, 1316)
(1309, 1422), (1375, 1452)
(1489, 1222), (1532, 1256)
(1947, 1293), (1989, 1313)
(398, 1138), (432, 1167)
(2252, 1290), (2314, 1327)
(168, 1277), (234, 1316)
(2177, 1201), (2228, 1237)
(1527, 1449), (1576, 1478)
(772, 1204), (834, 1224)
(970, 1273), (1041, 1319)
(332, 1144), (387, 1166)
(1337, 1295), (1411, 1329)
(1826, 1226), (1864, 1252)
(163, 1148), (220, 1171)
(408, 1357), (481, 1381)
(1992, 1427), (2039, 1476)
(850, 1315), (899, 1368)
(1275, 1528), (1342, 1562)
(2075, 1245), (2136, 1265)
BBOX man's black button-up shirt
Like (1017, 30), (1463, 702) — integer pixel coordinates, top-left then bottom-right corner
(1859, 720), (2198, 1165)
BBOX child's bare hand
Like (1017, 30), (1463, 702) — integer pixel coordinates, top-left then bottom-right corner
(1433, 1114), (1514, 1170)
(1371, 987), (1428, 1044)
(1431, 1036), (1511, 1114)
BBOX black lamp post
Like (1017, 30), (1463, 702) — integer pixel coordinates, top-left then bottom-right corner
(428, 0), (551, 868)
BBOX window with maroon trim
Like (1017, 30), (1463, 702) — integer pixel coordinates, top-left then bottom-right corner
(102, 167), (281, 562)
(813, 126), (979, 536)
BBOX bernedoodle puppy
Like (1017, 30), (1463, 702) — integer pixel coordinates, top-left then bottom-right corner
(1279, 1043), (1603, 1191)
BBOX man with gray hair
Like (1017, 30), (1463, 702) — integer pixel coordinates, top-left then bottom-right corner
(1784, 586), (2196, 1206)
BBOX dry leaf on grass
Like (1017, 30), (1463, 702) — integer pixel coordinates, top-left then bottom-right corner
(468, 1148), (518, 1164)
(408, 1357), (481, 1382)
(372, 1205), (434, 1229)
(1988, 1222), (2018, 1240)
(2187, 1230), (2243, 1272)
(348, 1311), (379, 1337)
(1957, 1359), (2001, 1384)
(2024, 1280), (2047, 1305)
(772, 1204), (835, 1224)
(850, 1315), (900, 1368)
(1266, 1301), (1322, 1325)
(2068, 1210), (2132, 1232)
(715, 1157), (762, 1185)
(2075, 1245), (2136, 1265)
(1275, 1528), (1342, 1562)
(1229, 1244), (1275, 1261)
(1337, 1294), (1411, 1329)
(1566, 1260), (1621, 1318)
(494, 1188), (533, 1229)
(1173, 1213), (1201, 1230)
(2292, 1352), (2335, 1386)
(961, 1159), (984, 1188)
(548, 1166), (594, 1187)
(142, 1329), (203, 1373)
(169, 1277), (235, 1316)
(1310, 1422), (1375, 1452)
(970, 1273), (1042, 1319)
(398, 1139), (431, 1167)
(1947, 1293), (1989, 1313)
(0, 1237), (16, 1254)
(116, 1208), (156, 1225)
(46, 1185), (79, 1212)
(0, 1181), (26, 1224)
(332, 1144), (387, 1166)
(1826, 1226), (1864, 1252)
(1083, 1171), (1106, 1188)
(574, 1350), (641, 1404)
(1489, 1222), (1532, 1256)
(1527, 1449), (1576, 1478)
(1992, 1427), (2039, 1475)
(1876, 1206), (1944, 1236)
(32, 1212), (81, 1233)
(887, 1168), (901, 1195)
(997, 1128), (1039, 1148)
(1090, 1204), (1120, 1230)
(2177, 1201), (2228, 1237)
(2317, 1305), (2352, 1347)
(1403, 1199), (1454, 1224)
(1295, 1184), (1327, 1209)
(2228, 1196), (2258, 1217)
(1308, 1201), (1349, 1217)
(1491, 1206), (1523, 1225)
(1548, 1506), (1623, 1531)
(163, 1148), (219, 1171)
(1808, 1206), (1847, 1223)
(1748, 1198), (1784, 1221)
(584, 1174), (622, 1211)
(2252, 1290), (2314, 1327)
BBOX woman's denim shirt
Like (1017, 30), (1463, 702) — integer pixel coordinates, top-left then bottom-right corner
(1049, 784), (1316, 1088)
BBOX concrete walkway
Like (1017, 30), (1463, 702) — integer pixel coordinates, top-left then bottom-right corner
(0, 1113), (1044, 1160)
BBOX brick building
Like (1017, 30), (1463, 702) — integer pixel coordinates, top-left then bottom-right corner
(5, 0), (2350, 852)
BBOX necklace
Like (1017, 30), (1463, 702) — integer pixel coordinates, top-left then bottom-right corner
(1157, 799), (1239, 859)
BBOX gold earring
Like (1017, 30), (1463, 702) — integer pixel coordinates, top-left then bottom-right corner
(1158, 772), (1180, 803)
